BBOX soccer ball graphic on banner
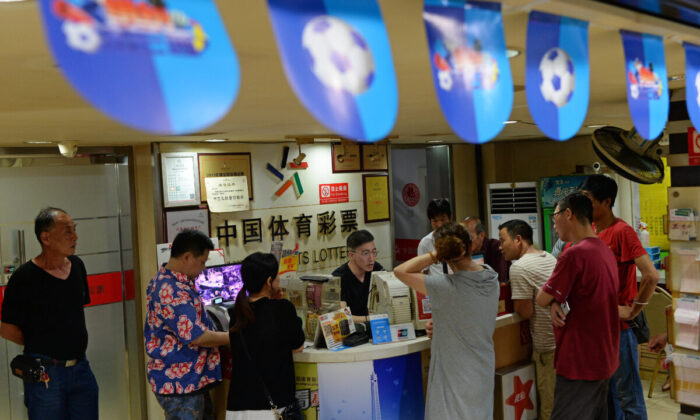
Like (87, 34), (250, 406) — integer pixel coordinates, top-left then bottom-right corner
(539, 47), (575, 108)
(302, 16), (375, 95)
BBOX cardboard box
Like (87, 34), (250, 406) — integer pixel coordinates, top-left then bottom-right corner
(494, 362), (538, 420)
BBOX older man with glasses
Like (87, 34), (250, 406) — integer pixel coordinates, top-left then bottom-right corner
(332, 229), (384, 323)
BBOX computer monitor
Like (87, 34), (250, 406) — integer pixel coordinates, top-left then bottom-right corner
(194, 263), (243, 306)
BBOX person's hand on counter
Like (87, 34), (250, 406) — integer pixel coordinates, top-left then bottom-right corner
(426, 319), (433, 339)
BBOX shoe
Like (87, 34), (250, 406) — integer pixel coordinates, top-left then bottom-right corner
(662, 377), (671, 392)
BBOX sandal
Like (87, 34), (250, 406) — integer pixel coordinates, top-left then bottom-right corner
(662, 377), (671, 392)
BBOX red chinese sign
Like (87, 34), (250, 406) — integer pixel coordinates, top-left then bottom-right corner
(319, 183), (349, 205)
(689, 127), (700, 166)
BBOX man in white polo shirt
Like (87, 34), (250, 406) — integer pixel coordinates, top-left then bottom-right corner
(499, 219), (557, 420)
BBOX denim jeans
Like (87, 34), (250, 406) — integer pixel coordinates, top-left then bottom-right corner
(156, 392), (214, 420)
(608, 328), (647, 420)
(23, 358), (99, 420)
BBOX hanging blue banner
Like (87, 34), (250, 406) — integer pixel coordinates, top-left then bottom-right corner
(684, 42), (700, 131)
(423, 0), (513, 144)
(620, 30), (669, 140)
(267, 0), (398, 142)
(525, 11), (589, 141)
(38, 0), (240, 135)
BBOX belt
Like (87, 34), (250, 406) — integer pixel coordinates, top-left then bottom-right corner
(27, 354), (84, 368)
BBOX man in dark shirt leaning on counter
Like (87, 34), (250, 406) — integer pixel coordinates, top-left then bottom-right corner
(332, 229), (384, 323)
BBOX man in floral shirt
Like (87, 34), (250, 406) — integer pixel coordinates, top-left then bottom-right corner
(144, 230), (229, 419)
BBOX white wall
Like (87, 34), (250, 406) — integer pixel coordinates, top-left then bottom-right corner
(159, 142), (393, 274)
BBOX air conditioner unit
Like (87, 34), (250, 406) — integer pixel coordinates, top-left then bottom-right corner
(486, 182), (542, 249)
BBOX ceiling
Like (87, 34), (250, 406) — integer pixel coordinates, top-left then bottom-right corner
(1, 0), (700, 147)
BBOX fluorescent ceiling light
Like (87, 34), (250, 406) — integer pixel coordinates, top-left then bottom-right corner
(24, 141), (53, 144)
(585, 124), (607, 128)
(0, 0), (30, 3)
(427, 140), (443, 143)
(506, 49), (520, 59)
(503, 120), (518, 124)
(204, 139), (226, 142)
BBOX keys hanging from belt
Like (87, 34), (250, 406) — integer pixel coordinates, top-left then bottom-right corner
(40, 366), (50, 389)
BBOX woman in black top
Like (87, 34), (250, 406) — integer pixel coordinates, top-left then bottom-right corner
(226, 253), (305, 419)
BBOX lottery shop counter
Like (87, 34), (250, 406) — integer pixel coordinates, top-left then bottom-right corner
(289, 313), (531, 420)
(292, 336), (431, 420)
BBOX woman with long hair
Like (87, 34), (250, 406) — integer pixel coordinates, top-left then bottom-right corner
(394, 222), (499, 420)
(226, 252), (305, 420)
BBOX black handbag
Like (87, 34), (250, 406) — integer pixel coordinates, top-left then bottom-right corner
(627, 310), (650, 344)
(10, 354), (45, 383)
(237, 334), (302, 420)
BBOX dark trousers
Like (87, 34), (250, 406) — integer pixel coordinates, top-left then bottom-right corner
(551, 374), (610, 420)
(24, 359), (99, 420)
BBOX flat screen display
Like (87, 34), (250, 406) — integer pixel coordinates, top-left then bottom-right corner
(194, 263), (244, 306)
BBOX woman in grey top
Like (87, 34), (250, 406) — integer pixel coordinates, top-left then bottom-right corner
(395, 222), (499, 420)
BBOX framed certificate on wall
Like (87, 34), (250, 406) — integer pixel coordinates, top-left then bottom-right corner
(331, 142), (361, 173)
(161, 152), (201, 208)
(198, 153), (253, 201)
(165, 208), (210, 242)
(363, 174), (390, 223)
(361, 144), (388, 171)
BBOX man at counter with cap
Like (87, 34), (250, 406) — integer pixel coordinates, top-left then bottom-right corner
(333, 230), (384, 323)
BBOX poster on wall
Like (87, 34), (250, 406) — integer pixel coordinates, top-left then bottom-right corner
(423, 0), (513, 144)
(267, 0), (398, 142)
(199, 153), (253, 201)
(165, 208), (210, 242)
(526, 11), (589, 141)
(205, 176), (250, 213)
(161, 152), (201, 208)
(684, 42), (700, 132)
(620, 30), (669, 140)
(37, 0), (239, 135)
(363, 174), (390, 223)
(316, 352), (425, 419)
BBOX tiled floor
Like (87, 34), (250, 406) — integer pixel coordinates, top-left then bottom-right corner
(643, 376), (680, 419)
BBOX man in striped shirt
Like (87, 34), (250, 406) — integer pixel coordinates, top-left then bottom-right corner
(499, 219), (557, 420)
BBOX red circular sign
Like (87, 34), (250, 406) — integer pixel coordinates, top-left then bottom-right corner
(402, 183), (420, 207)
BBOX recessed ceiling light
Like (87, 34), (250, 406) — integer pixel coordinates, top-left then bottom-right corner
(585, 124), (607, 128)
(24, 141), (53, 144)
(668, 74), (685, 82)
(203, 139), (226, 143)
(503, 120), (518, 124)
(506, 49), (520, 59)
(427, 140), (443, 143)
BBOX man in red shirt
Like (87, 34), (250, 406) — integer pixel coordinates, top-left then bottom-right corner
(536, 192), (620, 420)
(581, 174), (658, 420)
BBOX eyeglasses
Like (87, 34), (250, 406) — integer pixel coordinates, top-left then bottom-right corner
(551, 209), (566, 222)
(351, 249), (378, 258)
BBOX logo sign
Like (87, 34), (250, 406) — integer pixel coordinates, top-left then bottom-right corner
(423, 1), (513, 144)
(688, 127), (700, 166)
(401, 183), (420, 207)
(267, 0), (398, 142)
(684, 42), (700, 134)
(620, 30), (669, 140)
(319, 183), (349, 204)
(38, 0), (240, 135)
(526, 11), (589, 141)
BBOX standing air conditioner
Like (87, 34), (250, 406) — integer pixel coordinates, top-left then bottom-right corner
(486, 182), (542, 249)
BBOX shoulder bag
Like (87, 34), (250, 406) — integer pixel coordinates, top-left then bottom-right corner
(226, 333), (301, 420)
